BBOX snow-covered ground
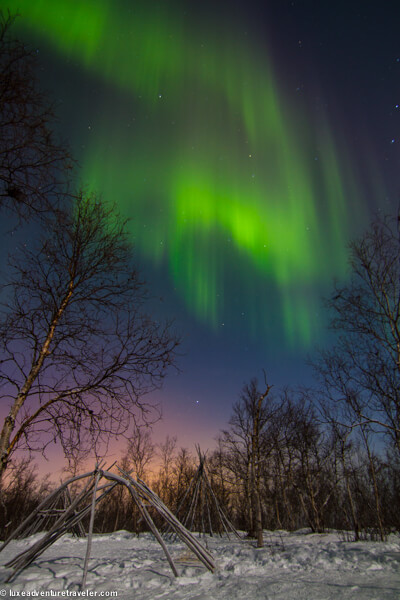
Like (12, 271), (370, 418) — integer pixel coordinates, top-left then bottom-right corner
(0, 529), (399, 599)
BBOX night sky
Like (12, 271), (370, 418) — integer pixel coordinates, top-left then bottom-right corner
(3, 0), (400, 464)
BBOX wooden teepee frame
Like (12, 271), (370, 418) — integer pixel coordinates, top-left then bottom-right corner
(172, 447), (242, 539)
(16, 485), (86, 539)
(0, 466), (215, 585)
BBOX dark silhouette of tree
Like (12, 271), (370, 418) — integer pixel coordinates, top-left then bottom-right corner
(153, 435), (177, 506)
(0, 12), (71, 220)
(220, 376), (275, 547)
(314, 214), (400, 455)
(123, 426), (155, 480)
(0, 458), (53, 539)
(0, 193), (179, 477)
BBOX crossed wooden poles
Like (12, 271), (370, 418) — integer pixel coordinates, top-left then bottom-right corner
(172, 447), (242, 539)
(0, 466), (215, 586)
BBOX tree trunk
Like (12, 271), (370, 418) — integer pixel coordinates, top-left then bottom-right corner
(0, 282), (74, 478)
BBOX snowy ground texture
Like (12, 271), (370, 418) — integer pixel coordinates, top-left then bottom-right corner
(0, 529), (399, 599)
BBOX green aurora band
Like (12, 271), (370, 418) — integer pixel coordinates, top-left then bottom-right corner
(8, 0), (367, 346)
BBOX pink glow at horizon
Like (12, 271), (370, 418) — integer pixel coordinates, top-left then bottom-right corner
(7, 392), (226, 482)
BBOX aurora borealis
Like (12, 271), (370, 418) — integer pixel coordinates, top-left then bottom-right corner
(3, 0), (399, 453)
(7, 0), (372, 346)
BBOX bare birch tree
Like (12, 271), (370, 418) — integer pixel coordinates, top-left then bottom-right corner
(220, 376), (275, 547)
(124, 427), (155, 480)
(0, 192), (179, 477)
(314, 214), (400, 455)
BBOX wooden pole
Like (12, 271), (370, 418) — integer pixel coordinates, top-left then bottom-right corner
(82, 471), (101, 588)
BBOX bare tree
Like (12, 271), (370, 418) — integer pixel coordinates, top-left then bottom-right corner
(316, 400), (361, 539)
(289, 402), (335, 533)
(123, 427), (155, 480)
(154, 435), (177, 505)
(0, 458), (53, 538)
(0, 13), (71, 220)
(172, 447), (195, 510)
(313, 214), (400, 455)
(220, 376), (275, 547)
(0, 192), (179, 477)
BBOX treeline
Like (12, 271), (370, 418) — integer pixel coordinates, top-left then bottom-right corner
(215, 382), (400, 540)
(1, 397), (399, 542)
(94, 382), (400, 541)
